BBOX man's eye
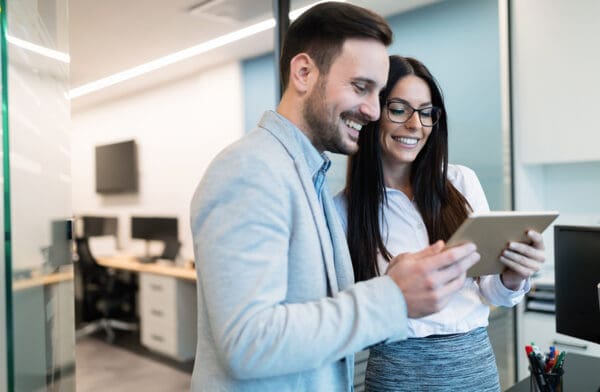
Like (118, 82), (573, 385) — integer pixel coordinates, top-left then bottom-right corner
(352, 83), (367, 94)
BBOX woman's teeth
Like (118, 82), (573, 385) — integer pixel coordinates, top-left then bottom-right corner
(392, 136), (418, 145)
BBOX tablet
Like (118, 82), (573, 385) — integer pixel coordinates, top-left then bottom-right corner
(446, 211), (559, 277)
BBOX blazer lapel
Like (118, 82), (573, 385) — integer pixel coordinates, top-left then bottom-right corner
(293, 160), (339, 294)
(261, 113), (340, 294)
(322, 185), (354, 290)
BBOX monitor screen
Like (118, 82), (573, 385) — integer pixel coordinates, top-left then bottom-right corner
(80, 216), (118, 237)
(131, 216), (178, 241)
(95, 140), (138, 194)
(48, 219), (73, 269)
(554, 225), (600, 344)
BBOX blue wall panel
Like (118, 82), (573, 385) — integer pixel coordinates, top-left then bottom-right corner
(241, 0), (506, 207)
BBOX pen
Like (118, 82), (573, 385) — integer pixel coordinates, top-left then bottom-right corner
(544, 346), (556, 373)
(528, 351), (551, 392)
(552, 351), (566, 372)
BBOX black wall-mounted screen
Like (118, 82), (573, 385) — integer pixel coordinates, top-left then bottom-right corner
(554, 225), (600, 344)
(95, 140), (138, 194)
(131, 216), (178, 241)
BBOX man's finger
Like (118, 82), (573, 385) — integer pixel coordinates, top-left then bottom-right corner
(433, 271), (468, 303)
(424, 242), (478, 271)
(432, 252), (480, 285)
(412, 240), (445, 259)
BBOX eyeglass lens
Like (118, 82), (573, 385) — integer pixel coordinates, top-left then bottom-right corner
(387, 101), (440, 127)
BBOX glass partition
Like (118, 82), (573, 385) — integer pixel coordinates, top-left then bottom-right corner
(2, 0), (73, 390)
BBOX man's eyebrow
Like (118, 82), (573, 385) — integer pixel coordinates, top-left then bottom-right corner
(351, 77), (378, 87)
(352, 77), (385, 93)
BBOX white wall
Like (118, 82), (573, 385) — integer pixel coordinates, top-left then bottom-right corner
(512, 0), (600, 268)
(512, 0), (600, 165)
(511, 1), (600, 379)
(71, 61), (244, 260)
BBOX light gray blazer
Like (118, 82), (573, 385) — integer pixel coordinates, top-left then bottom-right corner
(189, 111), (407, 391)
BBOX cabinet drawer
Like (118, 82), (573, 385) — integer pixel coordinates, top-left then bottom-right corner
(141, 301), (176, 327)
(523, 312), (596, 354)
(519, 310), (600, 379)
(140, 273), (177, 324)
(140, 273), (177, 303)
(141, 322), (177, 357)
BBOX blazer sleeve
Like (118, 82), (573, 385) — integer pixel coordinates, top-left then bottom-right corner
(191, 149), (407, 379)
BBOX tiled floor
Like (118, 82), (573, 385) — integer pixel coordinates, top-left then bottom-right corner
(76, 332), (193, 392)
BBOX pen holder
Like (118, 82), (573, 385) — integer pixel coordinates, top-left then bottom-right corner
(529, 367), (563, 392)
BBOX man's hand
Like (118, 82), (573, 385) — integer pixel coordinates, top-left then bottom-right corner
(500, 230), (545, 290)
(386, 241), (480, 318)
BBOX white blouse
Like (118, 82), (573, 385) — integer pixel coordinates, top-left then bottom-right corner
(334, 164), (529, 337)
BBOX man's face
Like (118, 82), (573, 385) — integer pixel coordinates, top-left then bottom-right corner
(302, 39), (389, 155)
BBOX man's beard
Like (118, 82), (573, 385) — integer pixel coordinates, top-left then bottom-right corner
(302, 77), (355, 155)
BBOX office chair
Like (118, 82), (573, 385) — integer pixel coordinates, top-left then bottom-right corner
(75, 237), (138, 343)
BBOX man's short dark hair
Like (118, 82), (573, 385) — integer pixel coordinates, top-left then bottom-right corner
(279, 2), (393, 90)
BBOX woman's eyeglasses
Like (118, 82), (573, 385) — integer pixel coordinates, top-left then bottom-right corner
(386, 99), (442, 127)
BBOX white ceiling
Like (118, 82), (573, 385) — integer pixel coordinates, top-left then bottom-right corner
(69, 0), (441, 110)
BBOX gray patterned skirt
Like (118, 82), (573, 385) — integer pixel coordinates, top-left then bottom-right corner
(365, 327), (500, 391)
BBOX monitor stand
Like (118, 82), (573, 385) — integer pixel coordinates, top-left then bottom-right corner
(138, 240), (155, 263)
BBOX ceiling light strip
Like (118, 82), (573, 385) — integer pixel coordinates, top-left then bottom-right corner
(6, 34), (70, 63)
(69, 0), (345, 99)
(69, 18), (275, 99)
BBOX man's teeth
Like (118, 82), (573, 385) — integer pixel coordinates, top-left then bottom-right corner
(345, 119), (362, 131)
(392, 136), (418, 145)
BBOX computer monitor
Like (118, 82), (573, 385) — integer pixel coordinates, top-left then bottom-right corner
(79, 216), (118, 238)
(47, 219), (73, 270)
(131, 216), (178, 241)
(131, 216), (178, 260)
(554, 225), (600, 344)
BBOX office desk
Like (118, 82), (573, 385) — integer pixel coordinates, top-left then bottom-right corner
(13, 268), (75, 391)
(96, 255), (196, 281)
(96, 255), (197, 361)
(506, 353), (600, 391)
(13, 269), (74, 291)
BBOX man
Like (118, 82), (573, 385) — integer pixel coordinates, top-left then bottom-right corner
(190, 2), (479, 391)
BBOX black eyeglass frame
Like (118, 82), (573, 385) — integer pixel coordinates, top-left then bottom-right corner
(385, 99), (442, 127)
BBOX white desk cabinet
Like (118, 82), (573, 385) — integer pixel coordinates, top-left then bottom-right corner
(140, 273), (197, 361)
(518, 310), (600, 380)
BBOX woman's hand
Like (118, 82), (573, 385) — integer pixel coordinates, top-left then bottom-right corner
(499, 230), (545, 290)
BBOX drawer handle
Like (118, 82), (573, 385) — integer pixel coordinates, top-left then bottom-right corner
(552, 340), (588, 350)
(150, 309), (164, 317)
(150, 284), (163, 291)
(151, 334), (164, 342)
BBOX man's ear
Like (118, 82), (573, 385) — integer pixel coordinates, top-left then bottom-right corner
(288, 53), (318, 94)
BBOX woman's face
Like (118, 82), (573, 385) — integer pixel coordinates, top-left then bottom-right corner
(379, 75), (434, 171)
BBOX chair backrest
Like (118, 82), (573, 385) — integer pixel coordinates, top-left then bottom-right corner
(75, 237), (105, 282)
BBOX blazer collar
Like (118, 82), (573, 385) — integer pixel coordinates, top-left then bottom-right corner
(258, 111), (323, 167)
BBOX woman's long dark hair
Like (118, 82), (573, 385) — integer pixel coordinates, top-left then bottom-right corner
(345, 56), (471, 282)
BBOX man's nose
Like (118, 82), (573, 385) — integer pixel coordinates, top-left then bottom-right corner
(360, 93), (381, 121)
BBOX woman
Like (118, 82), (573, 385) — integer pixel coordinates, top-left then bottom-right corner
(334, 56), (545, 391)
